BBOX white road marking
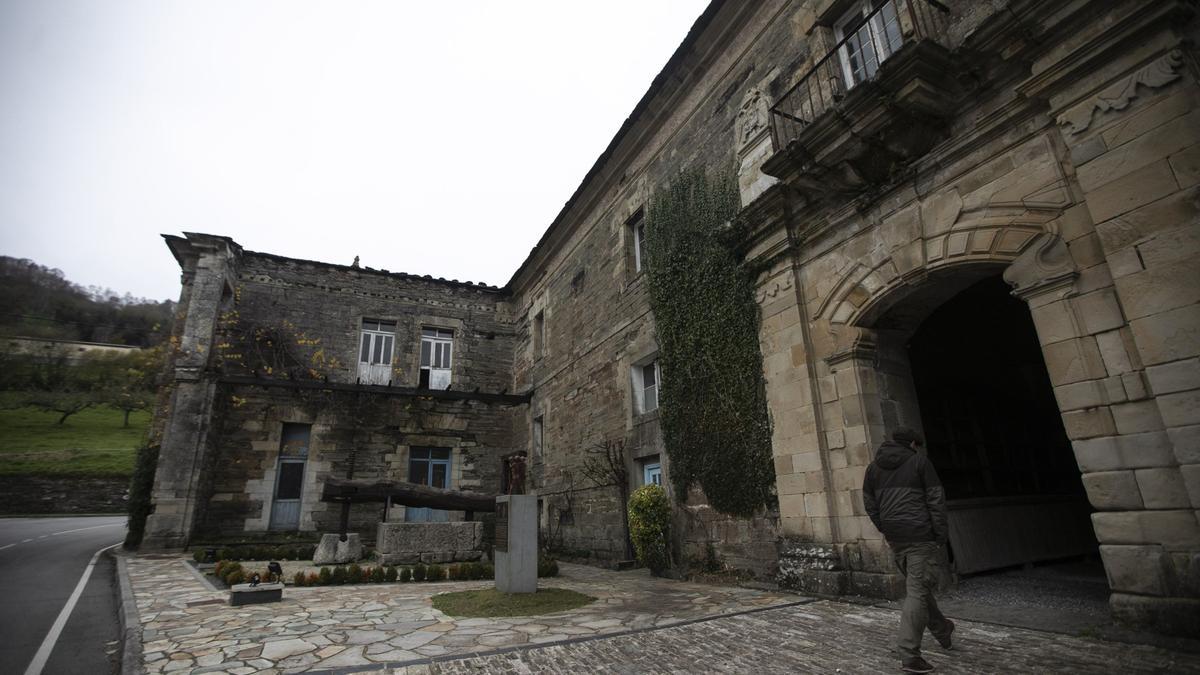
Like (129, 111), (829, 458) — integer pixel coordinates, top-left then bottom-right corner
(0, 522), (123, 552)
(50, 522), (124, 537)
(23, 541), (121, 675)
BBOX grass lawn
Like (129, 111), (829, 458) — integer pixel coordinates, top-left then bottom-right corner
(0, 405), (149, 476)
(431, 588), (596, 618)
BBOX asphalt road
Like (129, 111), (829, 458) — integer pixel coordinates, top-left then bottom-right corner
(0, 516), (127, 675)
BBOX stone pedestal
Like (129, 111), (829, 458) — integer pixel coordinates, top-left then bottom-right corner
(495, 494), (537, 594)
(313, 533), (362, 565)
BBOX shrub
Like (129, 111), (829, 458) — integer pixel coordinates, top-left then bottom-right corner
(384, 566), (398, 583)
(412, 564), (427, 582)
(347, 564), (364, 583)
(214, 560), (228, 577)
(370, 566), (386, 583)
(305, 572), (320, 586)
(192, 550), (205, 563)
(425, 564), (444, 582)
(225, 570), (245, 585)
(537, 557), (560, 578)
(219, 548), (235, 562)
(628, 484), (672, 576)
(293, 571), (307, 587)
(318, 567), (332, 585)
(446, 564), (459, 581)
(480, 563), (494, 580)
(399, 567), (412, 583)
(331, 566), (348, 585)
(299, 545), (316, 560)
(219, 562), (244, 585)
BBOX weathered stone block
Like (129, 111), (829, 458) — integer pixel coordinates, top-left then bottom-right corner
(1146, 358), (1200, 396)
(1159, 390), (1200, 428)
(1086, 159), (1179, 224)
(1110, 593), (1200, 638)
(1110, 400), (1165, 435)
(1095, 329), (1137, 375)
(1072, 431), (1176, 471)
(1054, 380), (1110, 411)
(1134, 467), (1191, 509)
(1167, 424), (1200, 465)
(1073, 289), (1126, 335)
(1081, 470), (1143, 510)
(1130, 304), (1200, 366)
(1042, 337), (1107, 386)
(1091, 510), (1200, 548)
(313, 533), (363, 565)
(1182, 464), (1200, 508)
(1100, 545), (1168, 595)
(1062, 407), (1116, 439)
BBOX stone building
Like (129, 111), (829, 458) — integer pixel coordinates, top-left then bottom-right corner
(144, 0), (1200, 633)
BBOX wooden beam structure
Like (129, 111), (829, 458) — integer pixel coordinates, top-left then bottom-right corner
(321, 478), (498, 513)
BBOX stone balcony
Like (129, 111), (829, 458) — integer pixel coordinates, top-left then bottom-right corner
(762, 0), (960, 200)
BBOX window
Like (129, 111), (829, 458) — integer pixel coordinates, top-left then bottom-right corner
(407, 447), (451, 522)
(633, 359), (659, 414)
(358, 319), (396, 385)
(642, 458), (662, 487)
(533, 415), (544, 459)
(419, 327), (453, 389)
(834, 0), (904, 90)
(533, 311), (545, 359)
(628, 210), (647, 274)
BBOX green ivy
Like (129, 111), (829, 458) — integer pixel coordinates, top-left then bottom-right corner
(124, 444), (161, 549)
(643, 167), (775, 518)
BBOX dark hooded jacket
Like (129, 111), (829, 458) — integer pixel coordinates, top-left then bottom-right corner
(862, 441), (948, 544)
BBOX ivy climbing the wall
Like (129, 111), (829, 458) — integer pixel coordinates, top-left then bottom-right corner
(643, 166), (775, 518)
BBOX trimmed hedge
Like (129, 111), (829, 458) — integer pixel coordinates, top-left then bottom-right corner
(217, 558), (553, 588)
(628, 484), (672, 575)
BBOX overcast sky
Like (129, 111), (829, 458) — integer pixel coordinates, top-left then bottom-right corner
(0, 0), (710, 302)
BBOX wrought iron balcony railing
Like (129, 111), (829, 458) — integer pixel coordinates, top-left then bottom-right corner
(769, 0), (951, 149)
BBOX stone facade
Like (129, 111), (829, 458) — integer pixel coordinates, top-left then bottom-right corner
(145, 0), (1200, 634)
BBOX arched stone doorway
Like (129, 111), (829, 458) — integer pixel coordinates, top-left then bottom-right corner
(843, 250), (1111, 626)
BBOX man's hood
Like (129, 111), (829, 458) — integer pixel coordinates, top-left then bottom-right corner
(873, 440), (916, 470)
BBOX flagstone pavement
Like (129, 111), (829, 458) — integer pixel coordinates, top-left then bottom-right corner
(124, 556), (1200, 674)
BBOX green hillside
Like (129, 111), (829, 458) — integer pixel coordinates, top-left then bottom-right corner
(0, 405), (149, 476)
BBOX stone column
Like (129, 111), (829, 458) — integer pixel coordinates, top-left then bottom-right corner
(142, 234), (239, 550)
(1038, 23), (1200, 632)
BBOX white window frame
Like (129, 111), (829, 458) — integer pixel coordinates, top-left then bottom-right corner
(420, 327), (454, 390)
(834, 0), (904, 91)
(358, 319), (396, 385)
(632, 358), (660, 414)
(629, 210), (647, 274)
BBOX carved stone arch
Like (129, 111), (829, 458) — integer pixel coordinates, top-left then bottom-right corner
(821, 210), (1066, 331)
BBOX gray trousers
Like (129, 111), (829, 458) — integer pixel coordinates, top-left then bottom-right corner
(892, 541), (953, 659)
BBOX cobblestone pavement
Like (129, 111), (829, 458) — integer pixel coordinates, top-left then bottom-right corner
(401, 600), (1200, 674)
(125, 556), (793, 673)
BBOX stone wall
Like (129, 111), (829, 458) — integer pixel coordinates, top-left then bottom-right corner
(0, 475), (129, 514)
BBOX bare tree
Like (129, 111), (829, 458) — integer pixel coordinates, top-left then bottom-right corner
(580, 438), (634, 560)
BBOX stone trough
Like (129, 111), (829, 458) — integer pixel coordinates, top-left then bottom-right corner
(375, 521), (484, 565)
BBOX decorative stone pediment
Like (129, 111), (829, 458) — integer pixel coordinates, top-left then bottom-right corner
(1057, 49), (1185, 135)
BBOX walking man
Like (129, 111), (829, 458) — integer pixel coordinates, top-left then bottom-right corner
(862, 427), (954, 673)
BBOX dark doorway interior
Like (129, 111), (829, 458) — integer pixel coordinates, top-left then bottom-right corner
(907, 275), (1099, 575)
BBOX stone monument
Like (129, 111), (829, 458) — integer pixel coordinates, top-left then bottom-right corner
(494, 494), (537, 593)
